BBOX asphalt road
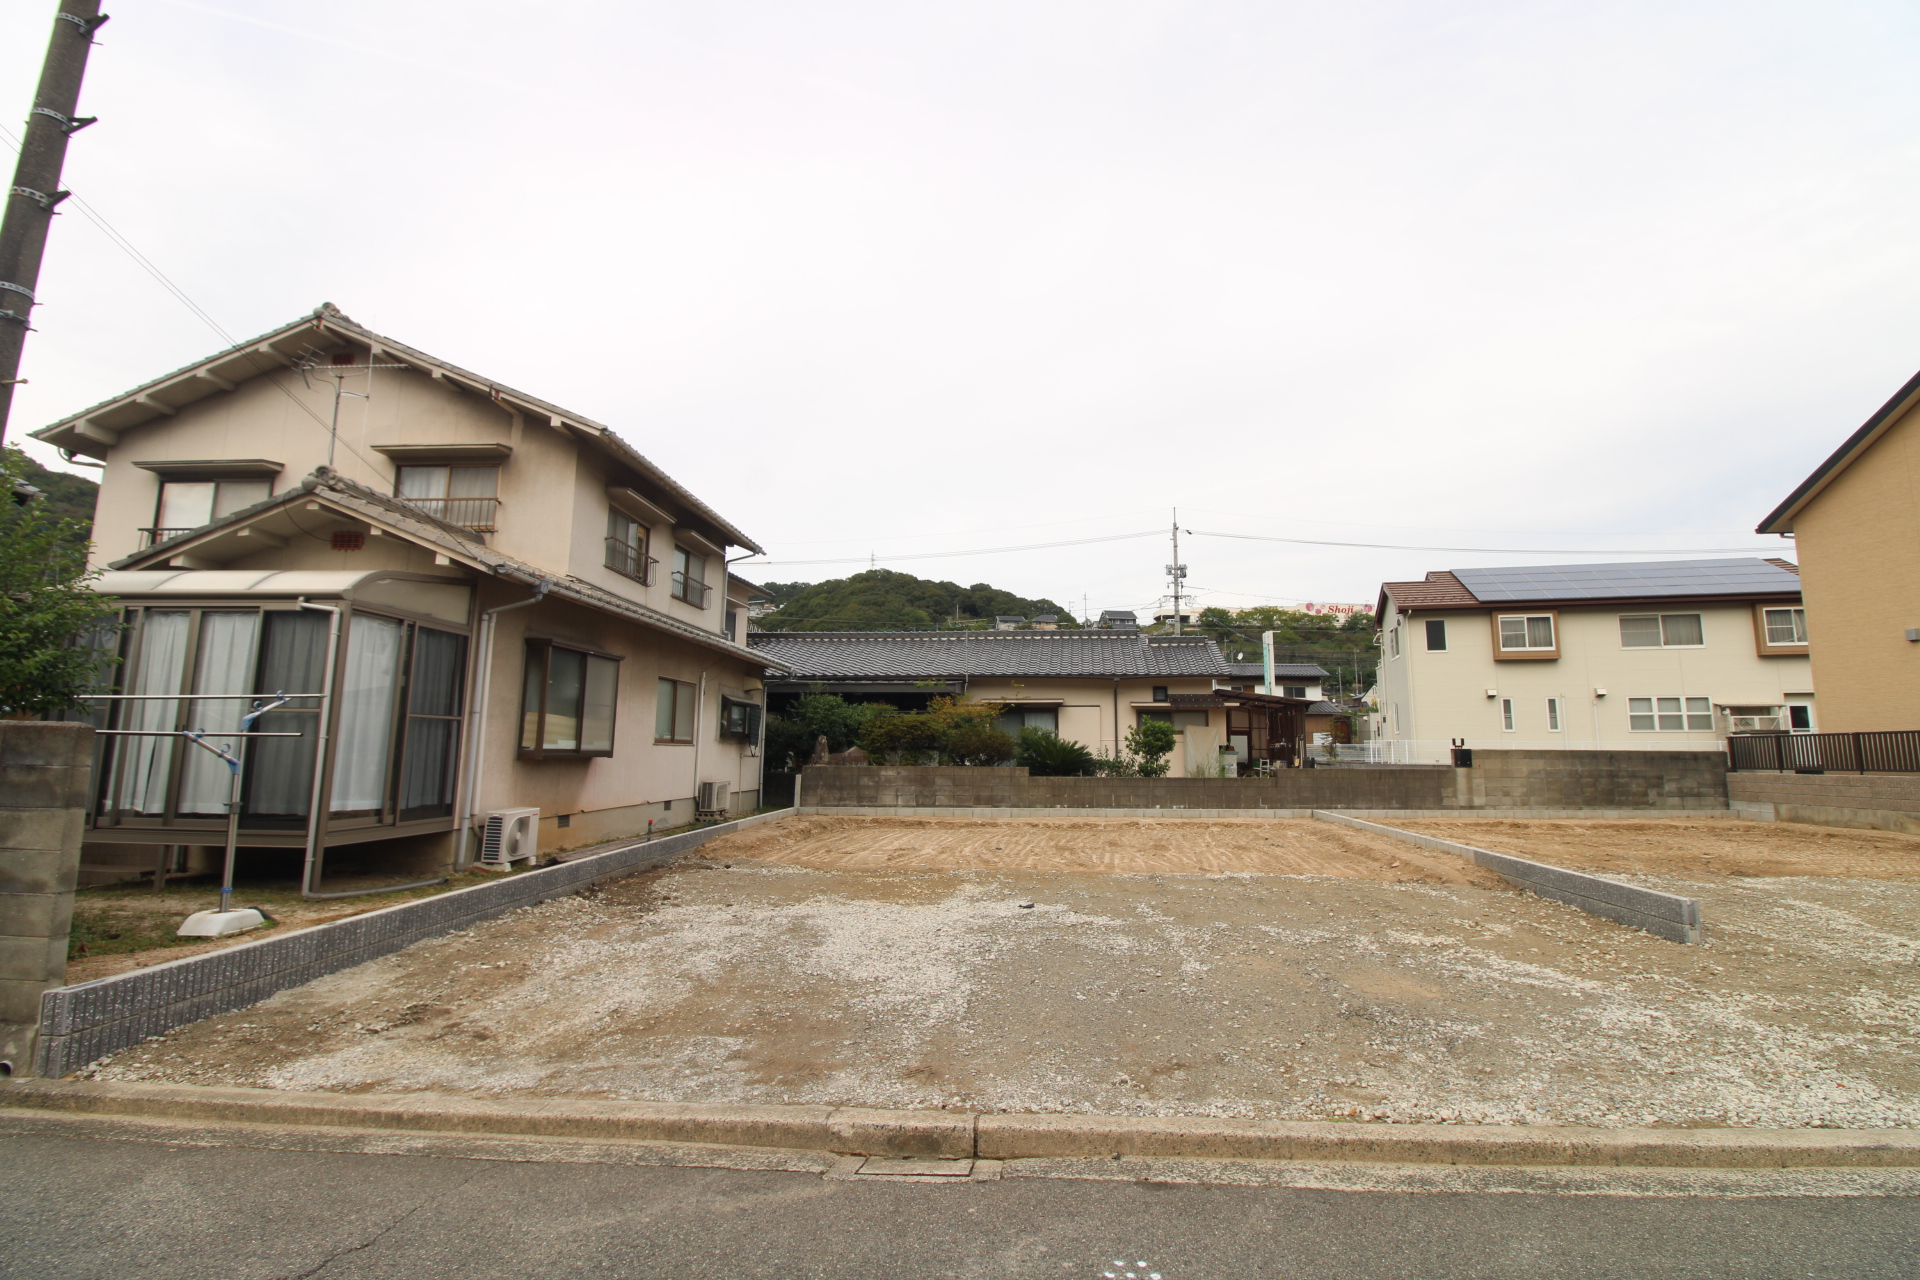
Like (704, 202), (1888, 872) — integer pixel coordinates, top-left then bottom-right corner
(2, 1127), (1916, 1279)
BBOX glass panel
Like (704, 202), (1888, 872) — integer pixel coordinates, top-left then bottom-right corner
(1526, 616), (1555, 648)
(156, 482), (215, 530)
(398, 719), (457, 815)
(212, 480), (270, 518)
(521, 649), (545, 749)
(1765, 608), (1806, 645)
(1501, 699), (1514, 731)
(1171, 711), (1209, 730)
(673, 678), (695, 742)
(332, 614), (405, 814)
(544, 649), (585, 750)
(1025, 708), (1059, 734)
(656, 678), (677, 740)
(1619, 615), (1662, 647)
(396, 466), (449, 499)
(109, 611), (191, 814)
(581, 656), (617, 752)
(1656, 695), (1684, 731)
(409, 629), (465, 717)
(398, 628), (468, 818)
(1425, 620), (1446, 651)
(1499, 617), (1527, 649)
(1661, 614), (1704, 646)
(1685, 696), (1714, 731)
(245, 610), (327, 820)
(1546, 698), (1560, 731)
(178, 611), (263, 815)
(447, 466), (498, 498)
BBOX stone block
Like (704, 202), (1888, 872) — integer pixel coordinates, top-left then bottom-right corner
(0, 722), (95, 772)
(0, 977), (52, 1025)
(0, 934), (67, 983)
(0, 893), (74, 941)
(0, 766), (89, 813)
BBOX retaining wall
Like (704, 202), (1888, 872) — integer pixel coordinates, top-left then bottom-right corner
(33, 809), (793, 1079)
(799, 751), (1730, 813)
(1728, 771), (1920, 836)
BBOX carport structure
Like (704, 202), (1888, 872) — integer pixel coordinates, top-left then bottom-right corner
(1172, 689), (1311, 771)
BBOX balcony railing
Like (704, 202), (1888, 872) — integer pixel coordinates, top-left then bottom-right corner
(138, 527), (200, 549)
(1727, 730), (1920, 774)
(605, 538), (656, 585)
(395, 496), (500, 531)
(672, 572), (711, 609)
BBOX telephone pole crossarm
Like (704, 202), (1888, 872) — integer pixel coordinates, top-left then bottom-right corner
(0, 1), (109, 444)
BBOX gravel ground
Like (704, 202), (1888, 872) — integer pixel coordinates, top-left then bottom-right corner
(80, 817), (1920, 1129)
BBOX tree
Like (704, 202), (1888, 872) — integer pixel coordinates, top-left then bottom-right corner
(1125, 719), (1177, 777)
(0, 449), (117, 714)
(763, 692), (896, 771)
(756, 569), (1077, 631)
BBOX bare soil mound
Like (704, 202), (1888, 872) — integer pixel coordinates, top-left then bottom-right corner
(700, 814), (1497, 885)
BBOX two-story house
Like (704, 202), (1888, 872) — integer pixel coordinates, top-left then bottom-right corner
(30, 304), (782, 889)
(1371, 558), (1813, 763)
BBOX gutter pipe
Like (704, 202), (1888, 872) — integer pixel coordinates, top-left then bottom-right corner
(457, 577), (549, 867)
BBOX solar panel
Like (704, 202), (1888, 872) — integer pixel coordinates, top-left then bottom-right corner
(1451, 558), (1798, 603)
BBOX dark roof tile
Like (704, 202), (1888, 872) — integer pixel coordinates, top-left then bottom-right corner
(750, 630), (1231, 679)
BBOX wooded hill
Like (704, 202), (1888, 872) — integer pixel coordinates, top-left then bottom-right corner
(753, 569), (1077, 632)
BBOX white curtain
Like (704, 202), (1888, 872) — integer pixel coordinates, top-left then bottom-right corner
(178, 612), (261, 815)
(331, 613), (404, 814)
(110, 612), (191, 814)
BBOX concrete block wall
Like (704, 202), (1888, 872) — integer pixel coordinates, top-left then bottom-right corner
(800, 765), (1457, 811)
(1464, 751), (1730, 811)
(0, 723), (93, 1076)
(800, 751), (1732, 814)
(1728, 771), (1920, 836)
(33, 808), (793, 1079)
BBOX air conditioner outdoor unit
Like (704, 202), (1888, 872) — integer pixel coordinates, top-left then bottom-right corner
(479, 807), (541, 871)
(696, 781), (730, 818)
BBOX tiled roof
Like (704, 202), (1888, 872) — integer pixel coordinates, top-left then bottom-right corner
(1224, 662), (1331, 681)
(749, 630), (1231, 679)
(1379, 571), (1478, 610)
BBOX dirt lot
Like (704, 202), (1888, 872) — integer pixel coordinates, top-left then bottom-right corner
(82, 815), (1920, 1130)
(1393, 817), (1920, 881)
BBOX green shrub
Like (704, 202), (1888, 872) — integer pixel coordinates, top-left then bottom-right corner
(860, 711), (942, 763)
(1016, 728), (1096, 777)
(1125, 719), (1177, 778)
(764, 692), (896, 770)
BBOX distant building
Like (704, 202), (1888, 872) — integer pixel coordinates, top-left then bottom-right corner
(1152, 611), (1195, 628)
(1219, 663), (1328, 701)
(1372, 558), (1812, 763)
(993, 615), (1026, 630)
(1097, 610), (1138, 630)
(1030, 614), (1059, 630)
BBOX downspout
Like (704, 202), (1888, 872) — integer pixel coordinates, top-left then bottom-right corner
(296, 601), (342, 899)
(458, 577), (549, 866)
(1112, 678), (1121, 756)
(690, 670), (710, 812)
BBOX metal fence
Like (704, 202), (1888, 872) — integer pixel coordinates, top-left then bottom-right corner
(1726, 731), (1920, 774)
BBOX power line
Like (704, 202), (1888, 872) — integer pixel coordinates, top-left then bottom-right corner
(1187, 529), (1783, 556)
(756, 528), (1163, 567)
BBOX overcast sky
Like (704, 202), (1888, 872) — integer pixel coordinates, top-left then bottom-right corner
(4, 1), (1917, 619)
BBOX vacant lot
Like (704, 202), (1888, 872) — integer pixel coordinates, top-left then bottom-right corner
(1393, 817), (1920, 881)
(82, 816), (1920, 1130)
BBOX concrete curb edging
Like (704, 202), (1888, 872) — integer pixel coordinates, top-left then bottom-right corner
(3, 1080), (1916, 1169)
(798, 806), (1752, 822)
(32, 809), (794, 1078)
(1313, 810), (1703, 944)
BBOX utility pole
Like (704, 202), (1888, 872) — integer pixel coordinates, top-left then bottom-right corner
(0, 1), (108, 445)
(1165, 509), (1187, 635)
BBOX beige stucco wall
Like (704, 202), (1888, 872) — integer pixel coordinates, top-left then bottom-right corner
(84, 355), (730, 637)
(1787, 403), (1920, 732)
(963, 675), (1224, 774)
(1375, 599), (1814, 762)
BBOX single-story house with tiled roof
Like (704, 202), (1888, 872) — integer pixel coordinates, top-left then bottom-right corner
(1371, 557), (1813, 762)
(748, 629), (1310, 773)
(1220, 662), (1330, 699)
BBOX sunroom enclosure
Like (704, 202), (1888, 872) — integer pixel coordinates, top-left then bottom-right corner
(82, 571), (476, 893)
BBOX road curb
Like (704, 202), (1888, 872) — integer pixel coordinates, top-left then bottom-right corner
(4, 1080), (1915, 1169)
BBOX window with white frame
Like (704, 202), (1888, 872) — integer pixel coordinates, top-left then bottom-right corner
(1425, 619), (1447, 651)
(1546, 697), (1562, 731)
(1619, 613), (1704, 648)
(1500, 697), (1515, 731)
(1628, 696), (1713, 732)
(1388, 623), (1400, 658)
(1497, 614), (1555, 651)
(1763, 607), (1808, 646)
(655, 677), (696, 743)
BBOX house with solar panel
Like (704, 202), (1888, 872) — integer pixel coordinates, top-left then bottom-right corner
(747, 628), (1320, 774)
(1370, 559), (1813, 762)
